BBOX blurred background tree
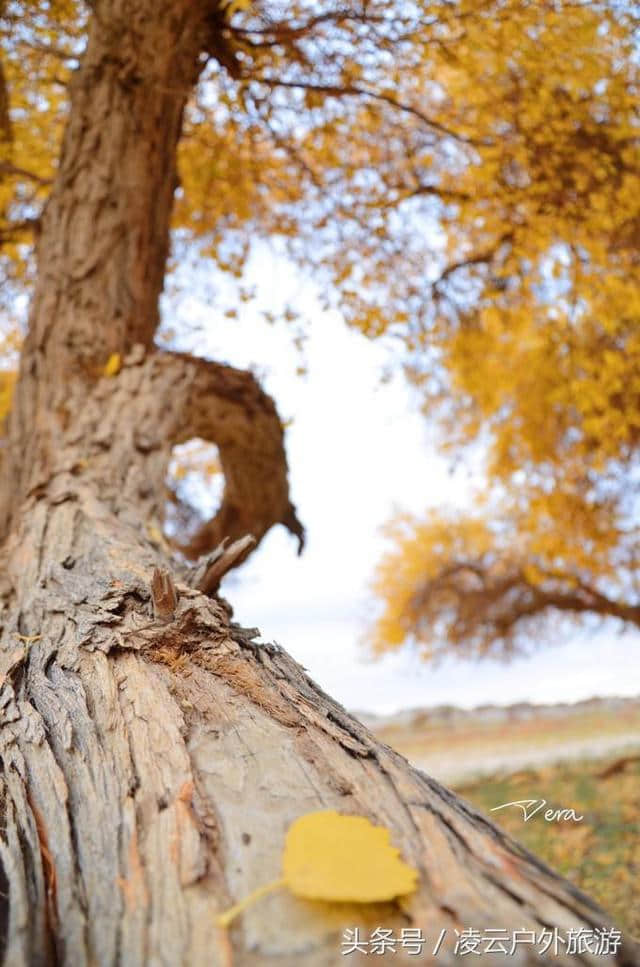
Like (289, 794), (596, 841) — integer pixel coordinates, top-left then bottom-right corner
(367, 3), (640, 660)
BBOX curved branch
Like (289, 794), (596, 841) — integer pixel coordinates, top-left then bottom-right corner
(168, 350), (305, 558)
(253, 77), (485, 146)
(4, 344), (304, 576)
(48, 346), (306, 571)
(2, 499), (638, 963)
(409, 559), (640, 656)
(0, 161), (53, 186)
(0, 53), (11, 145)
(0, 216), (41, 245)
(432, 232), (514, 295)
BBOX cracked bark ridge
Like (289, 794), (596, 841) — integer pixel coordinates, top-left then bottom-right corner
(0, 343), (304, 569)
(186, 535), (258, 597)
(0, 489), (638, 965)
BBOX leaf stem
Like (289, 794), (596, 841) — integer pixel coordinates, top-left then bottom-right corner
(216, 877), (287, 928)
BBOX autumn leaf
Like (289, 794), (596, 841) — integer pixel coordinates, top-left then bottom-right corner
(0, 370), (16, 422)
(282, 810), (418, 902)
(217, 810), (418, 927)
(102, 353), (121, 377)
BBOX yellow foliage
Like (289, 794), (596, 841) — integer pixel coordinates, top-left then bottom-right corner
(220, 0), (252, 18)
(0, 2), (82, 300)
(282, 810), (418, 903)
(0, 369), (16, 423)
(102, 353), (121, 378)
(351, 3), (640, 661)
(1, 0), (637, 340)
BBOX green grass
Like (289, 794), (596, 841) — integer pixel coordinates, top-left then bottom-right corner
(455, 755), (640, 939)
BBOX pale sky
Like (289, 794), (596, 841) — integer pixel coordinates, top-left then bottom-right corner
(164, 246), (640, 715)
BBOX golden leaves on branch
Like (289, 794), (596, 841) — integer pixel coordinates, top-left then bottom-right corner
(220, 0), (252, 18)
(362, 3), (640, 663)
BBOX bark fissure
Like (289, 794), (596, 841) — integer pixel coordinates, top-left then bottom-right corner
(2, 563), (640, 965)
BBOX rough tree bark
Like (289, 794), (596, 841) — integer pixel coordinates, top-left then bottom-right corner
(0, 2), (638, 965)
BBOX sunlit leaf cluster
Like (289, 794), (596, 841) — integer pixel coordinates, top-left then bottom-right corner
(369, 1), (640, 659)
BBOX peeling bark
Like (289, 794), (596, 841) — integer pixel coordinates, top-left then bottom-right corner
(0, 1), (638, 966)
(0, 489), (639, 965)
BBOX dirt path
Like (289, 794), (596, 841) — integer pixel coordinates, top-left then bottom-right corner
(413, 734), (640, 784)
(366, 696), (640, 784)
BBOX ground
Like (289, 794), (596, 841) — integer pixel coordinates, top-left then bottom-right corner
(367, 696), (640, 938)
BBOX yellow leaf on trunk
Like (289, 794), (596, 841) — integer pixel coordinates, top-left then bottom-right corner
(282, 810), (418, 903)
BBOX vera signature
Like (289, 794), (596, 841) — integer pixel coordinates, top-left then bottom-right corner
(491, 799), (584, 823)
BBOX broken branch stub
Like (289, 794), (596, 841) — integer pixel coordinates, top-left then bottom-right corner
(185, 535), (257, 596)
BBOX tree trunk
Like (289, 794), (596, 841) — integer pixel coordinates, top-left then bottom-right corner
(2, 490), (639, 967)
(0, 3), (638, 966)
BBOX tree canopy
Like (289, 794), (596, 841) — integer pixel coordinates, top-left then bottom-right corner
(367, 5), (640, 659)
(1, 0), (639, 656)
